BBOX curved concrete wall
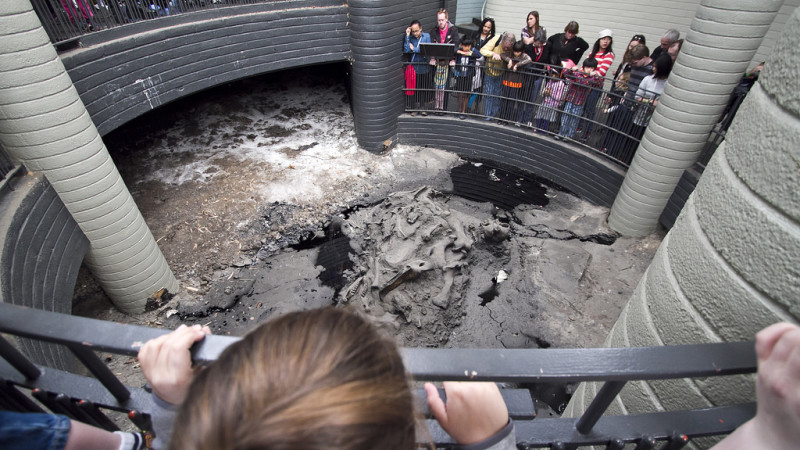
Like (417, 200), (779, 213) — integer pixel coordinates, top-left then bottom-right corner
(565, 7), (800, 449)
(398, 118), (625, 206)
(59, 0), (350, 137)
(608, 0), (783, 236)
(0, 172), (88, 369)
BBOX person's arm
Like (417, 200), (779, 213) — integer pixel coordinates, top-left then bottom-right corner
(480, 35), (501, 59)
(138, 324), (210, 448)
(425, 382), (513, 449)
(712, 323), (800, 450)
(514, 54), (532, 70)
(403, 32), (415, 54)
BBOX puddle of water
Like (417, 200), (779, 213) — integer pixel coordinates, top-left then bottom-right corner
(450, 161), (550, 210)
(290, 221), (353, 293)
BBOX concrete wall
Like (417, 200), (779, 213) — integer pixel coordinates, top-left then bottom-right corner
(565, 6), (800, 449)
(60, 0), (351, 137)
(398, 117), (626, 206)
(0, 172), (88, 369)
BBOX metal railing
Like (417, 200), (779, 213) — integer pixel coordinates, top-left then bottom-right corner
(403, 61), (664, 168)
(30, 0), (269, 46)
(0, 302), (756, 448)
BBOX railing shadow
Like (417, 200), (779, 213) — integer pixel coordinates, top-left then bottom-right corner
(0, 303), (756, 448)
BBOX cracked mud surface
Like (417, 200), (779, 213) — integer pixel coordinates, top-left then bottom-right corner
(72, 65), (663, 400)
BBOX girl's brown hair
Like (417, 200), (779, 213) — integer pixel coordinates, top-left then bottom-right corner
(170, 308), (417, 450)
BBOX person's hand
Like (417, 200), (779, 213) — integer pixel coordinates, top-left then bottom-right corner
(425, 382), (509, 445)
(713, 323), (800, 449)
(406, 27), (411, 36)
(507, 61), (513, 69)
(752, 323), (800, 447)
(492, 52), (502, 61)
(138, 324), (210, 405)
(430, 58), (436, 65)
(449, 59), (455, 66)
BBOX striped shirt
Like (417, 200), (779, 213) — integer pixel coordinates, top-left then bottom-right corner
(590, 51), (615, 77)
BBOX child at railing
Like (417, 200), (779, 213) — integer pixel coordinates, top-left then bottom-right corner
(499, 41), (532, 122)
(139, 308), (514, 450)
(454, 38), (482, 120)
(556, 58), (602, 140)
(534, 66), (566, 133)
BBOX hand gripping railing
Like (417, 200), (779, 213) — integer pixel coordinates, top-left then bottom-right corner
(0, 302), (756, 448)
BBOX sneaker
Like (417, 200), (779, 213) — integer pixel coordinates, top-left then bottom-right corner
(421, 111), (428, 117)
(410, 112), (418, 117)
(483, 117), (492, 121)
(459, 114), (466, 120)
(553, 135), (562, 140)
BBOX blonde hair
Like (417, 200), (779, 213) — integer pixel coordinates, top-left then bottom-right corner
(170, 308), (418, 450)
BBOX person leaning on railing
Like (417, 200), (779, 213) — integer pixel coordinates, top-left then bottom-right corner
(139, 309), (515, 450)
(479, 32), (517, 121)
(135, 310), (800, 450)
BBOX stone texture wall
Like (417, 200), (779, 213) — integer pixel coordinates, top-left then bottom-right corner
(565, 6), (800, 449)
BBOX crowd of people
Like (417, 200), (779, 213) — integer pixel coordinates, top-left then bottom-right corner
(402, 10), (686, 164)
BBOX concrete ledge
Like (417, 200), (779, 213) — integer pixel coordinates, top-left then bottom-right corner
(0, 171), (88, 370)
(397, 116), (625, 207)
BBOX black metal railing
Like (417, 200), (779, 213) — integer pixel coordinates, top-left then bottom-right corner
(0, 302), (756, 448)
(0, 145), (21, 191)
(403, 61), (666, 168)
(30, 0), (270, 45)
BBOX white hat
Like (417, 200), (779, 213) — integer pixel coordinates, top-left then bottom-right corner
(599, 29), (613, 39)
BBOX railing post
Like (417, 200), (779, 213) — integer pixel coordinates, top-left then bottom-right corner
(0, 336), (41, 380)
(575, 380), (626, 434)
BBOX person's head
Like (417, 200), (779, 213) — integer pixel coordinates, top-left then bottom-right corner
(512, 40), (525, 56)
(533, 28), (547, 48)
(591, 29), (613, 57)
(630, 43), (650, 66)
(667, 38), (683, 60)
(460, 38), (474, 51)
(629, 34), (646, 49)
(437, 9), (449, 30)
(526, 11), (540, 31)
(660, 29), (680, 52)
(409, 20), (422, 38)
(171, 308), (416, 450)
(500, 32), (516, 52)
(653, 54), (673, 79)
(564, 21), (579, 39)
(480, 17), (495, 38)
(582, 57), (598, 73)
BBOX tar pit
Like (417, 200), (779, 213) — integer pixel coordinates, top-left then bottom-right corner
(72, 65), (662, 417)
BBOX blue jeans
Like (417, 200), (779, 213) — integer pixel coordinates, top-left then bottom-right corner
(519, 77), (543, 124)
(483, 74), (502, 118)
(559, 101), (585, 138)
(0, 411), (70, 450)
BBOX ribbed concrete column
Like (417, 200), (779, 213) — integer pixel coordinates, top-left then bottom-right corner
(608, 0), (783, 236)
(566, 7), (800, 449)
(348, 0), (406, 152)
(0, 0), (178, 313)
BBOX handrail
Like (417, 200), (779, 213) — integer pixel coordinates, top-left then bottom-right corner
(0, 302), (757, 447)
(402, 61), (666, 167)
(29, 0), (273, 46)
